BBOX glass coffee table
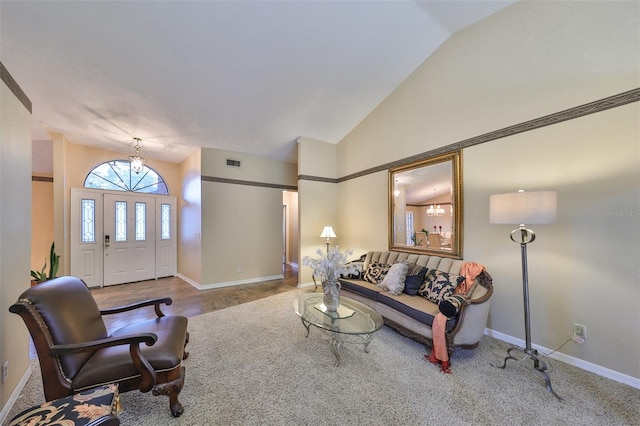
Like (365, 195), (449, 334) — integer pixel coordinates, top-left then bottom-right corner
(293, 293), (384, 366)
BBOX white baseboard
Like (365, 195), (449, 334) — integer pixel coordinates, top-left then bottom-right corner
(0, 365), (32, 424)
(485, 328), (640, 390)
(177, 273), (285, 290)
(297, 281), (315, 289)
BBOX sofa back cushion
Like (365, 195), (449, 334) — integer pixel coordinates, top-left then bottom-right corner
(363, 251), (465, 275)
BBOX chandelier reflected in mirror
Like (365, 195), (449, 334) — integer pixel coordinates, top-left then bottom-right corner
(426, 188), (445, 217)
(128, 137), (147, 174)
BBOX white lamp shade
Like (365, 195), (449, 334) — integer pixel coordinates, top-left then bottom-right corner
(319, 225), (337, 239)
(490, 191), (557, 225)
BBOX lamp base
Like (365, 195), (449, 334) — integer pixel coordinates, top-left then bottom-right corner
(492, 345), (562, 400)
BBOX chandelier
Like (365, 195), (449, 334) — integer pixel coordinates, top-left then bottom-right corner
(426, 188), (445, 217)
(128, 137), (146, 174)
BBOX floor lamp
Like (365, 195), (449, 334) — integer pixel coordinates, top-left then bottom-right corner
(489, 190), (561, 400)
(320, 225), (337, 254)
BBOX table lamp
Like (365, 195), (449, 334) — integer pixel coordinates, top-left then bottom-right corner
(320, 225), (337, 253)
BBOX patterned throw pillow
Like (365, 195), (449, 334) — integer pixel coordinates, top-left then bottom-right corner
(403, 263), (428, 296)
(379, 262), (409, 295)
(363, 262), (392, 285)
(418, 270), (465, 303)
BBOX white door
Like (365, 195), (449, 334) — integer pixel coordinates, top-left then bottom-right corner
(70, 189), (104, 287)
(103, 193), (156, 286)
(71, 189), (177, 287)
(155, 197), (177, 278)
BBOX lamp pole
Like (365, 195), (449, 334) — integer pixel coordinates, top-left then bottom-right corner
(492, 225), (562, 400)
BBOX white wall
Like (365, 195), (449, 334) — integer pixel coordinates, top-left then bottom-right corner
(335, 1), (640, 380)
(0, 67), (32, 414)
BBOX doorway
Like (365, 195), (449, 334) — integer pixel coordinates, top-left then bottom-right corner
(71, 188), (176, 287)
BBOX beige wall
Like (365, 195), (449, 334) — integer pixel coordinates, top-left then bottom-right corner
(30, 180), (53, 273)
(335, 1), (639, 380)
(200, 148), (297, 286)
(297, 138), (341, 284)
(465, 103), (639, 378)
(49, 137), (183, 274)
(0, 71), (32, 413)
(178, 149), (202, 283)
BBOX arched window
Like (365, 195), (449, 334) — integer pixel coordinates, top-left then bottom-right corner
(84, 160), (169, 194)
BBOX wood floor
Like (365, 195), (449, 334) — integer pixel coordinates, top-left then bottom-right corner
(91, 264), (299, 331)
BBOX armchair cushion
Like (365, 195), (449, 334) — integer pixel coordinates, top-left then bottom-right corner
(20, 278), (108, 379)
(73, 316), (188, 390)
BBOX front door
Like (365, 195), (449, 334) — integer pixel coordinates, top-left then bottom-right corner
(70, 188), (176, 287)
(103, 193), (156, 286)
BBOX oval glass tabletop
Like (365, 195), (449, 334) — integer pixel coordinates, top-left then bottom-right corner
(293, 293), (384, 335)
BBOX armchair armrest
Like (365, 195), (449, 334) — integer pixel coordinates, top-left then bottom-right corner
(49, 333), (158, 355)
(100, 297), (173, 318)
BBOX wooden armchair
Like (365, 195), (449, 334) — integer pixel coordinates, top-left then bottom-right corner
(10, 276), (189, 417)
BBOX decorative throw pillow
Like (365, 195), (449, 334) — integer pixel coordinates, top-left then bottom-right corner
(363, 262), (392, 285)
(403, 263), (428, 296)
(343, 254), (367, 279)
(343, 262), (364, 279)
(439, 279), (480, 317)
(439, 294), (468, 317)
(379, 262), (409, 295)
(418, 270), (465, 304)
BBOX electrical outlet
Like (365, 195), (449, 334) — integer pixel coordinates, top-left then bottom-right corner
(2, 361), (8, 383)
(573, 323), (587, 342)
(236, 266), (242, 273)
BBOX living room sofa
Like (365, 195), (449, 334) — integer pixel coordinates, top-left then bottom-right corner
(338, 251), (493, 354)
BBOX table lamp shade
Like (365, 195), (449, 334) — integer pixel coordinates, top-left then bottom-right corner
(320, 225), (337, 239)
(490, 191), (557, 225)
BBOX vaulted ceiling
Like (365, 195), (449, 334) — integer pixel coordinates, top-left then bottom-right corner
(1, 1), (514, 169)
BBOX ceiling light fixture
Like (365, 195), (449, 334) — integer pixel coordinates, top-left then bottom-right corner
(128, 137), (146, 174)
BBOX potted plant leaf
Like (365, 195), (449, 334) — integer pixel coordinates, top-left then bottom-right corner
(30, 242), (61, 285)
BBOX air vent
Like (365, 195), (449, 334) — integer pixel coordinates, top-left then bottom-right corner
(226, 159), (241, 167)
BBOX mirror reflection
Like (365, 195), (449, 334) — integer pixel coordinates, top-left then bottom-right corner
(389, 151), (462, 258)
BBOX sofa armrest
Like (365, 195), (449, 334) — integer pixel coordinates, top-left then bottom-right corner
(450, 299), (492, 347)
(448, 270), (493, 347)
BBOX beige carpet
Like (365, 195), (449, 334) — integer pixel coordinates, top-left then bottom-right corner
(5, 289), (639, 425)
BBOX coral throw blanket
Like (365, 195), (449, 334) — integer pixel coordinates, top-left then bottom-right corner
(431, 262), (486, 365)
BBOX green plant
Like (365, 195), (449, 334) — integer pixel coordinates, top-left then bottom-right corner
(421, 228), (429, 237)
(30, 242), (60, 283)
(411, 232), (424, 246)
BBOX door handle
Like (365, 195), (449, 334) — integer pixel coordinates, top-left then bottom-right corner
(105, 235), (110, 248)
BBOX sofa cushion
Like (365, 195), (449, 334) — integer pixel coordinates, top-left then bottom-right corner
(403, 263), (428, 296)
(340, 279), (381, 300)
(363, 262), (392, 285)
(377, 292), (457, 331)
(379, 262), (408, 295)
(419, 270), (465, 304)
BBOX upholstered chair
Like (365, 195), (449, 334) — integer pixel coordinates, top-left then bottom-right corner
(10, 276), (189, 417)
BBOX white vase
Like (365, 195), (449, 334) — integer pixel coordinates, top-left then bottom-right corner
(322, 280), (341, 312)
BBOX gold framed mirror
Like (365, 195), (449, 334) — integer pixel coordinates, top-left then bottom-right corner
(389, 150), (462, 258)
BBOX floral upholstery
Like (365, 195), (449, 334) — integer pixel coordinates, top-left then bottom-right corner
(10, 384), (120, 426)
